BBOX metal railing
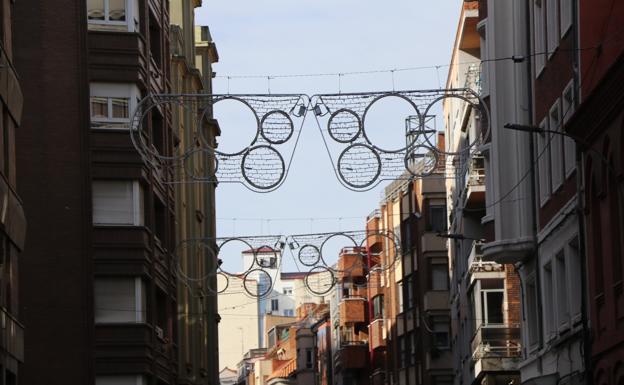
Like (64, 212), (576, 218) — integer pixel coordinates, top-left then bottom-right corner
(471, 324), (521, 360)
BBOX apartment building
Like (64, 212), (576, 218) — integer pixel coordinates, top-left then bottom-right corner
(0, 1), (26, 384)
(15, 1), (178, 384)
(219, 248), (324, 371)
(366, 148), (452, 385)
(331, 246), (370, 385)
(478, 0), (593, 383)
(169, 1), (220, 384)
(564, 2), (624, 384)
(444, 3), (521, 385)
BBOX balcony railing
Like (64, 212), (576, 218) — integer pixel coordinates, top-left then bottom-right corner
(464, 64), (482, 95)
(468, 241), (502, 274)
(471, 324), (521, 360)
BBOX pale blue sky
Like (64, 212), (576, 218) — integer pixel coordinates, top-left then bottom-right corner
(195, 0), (462, 272)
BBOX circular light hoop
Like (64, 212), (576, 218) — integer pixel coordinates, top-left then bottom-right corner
(404, 145), (439, 178)
(358, 230), (401, 271)
(241, 145), (286, 190)
(337, 144), (382, 190)
(217, 237), (256, 276)
(422, 93), (483, 156)
(298, 244), (321, 267)
(260, 110), (295, 145)
(253, 244), (281, 269)
(319, 232), (359, 269)
(304, 266), (336, 296)
(208, 96), (261, 156)
(205, 271), (230, 295)
(327, 108), (362, 143)
(243, 268), (273, 298)
(183, 148), (219, 181)
(174, 240), (219, 284)
(361, 93), (421, 153)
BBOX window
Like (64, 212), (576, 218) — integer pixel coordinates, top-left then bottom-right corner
(549, 100), (564, 191)
(431, 263), (449, 291)
(372, 295), (384, 320)
(149, 11), (162, 68)
(271, 299), (279, 312)
(92, 180), (144, 226)
(259, 257), (276, 268)
(526, 275), (540, 348)
(87, 0), (139, 32)
(567, 237), (582, 323)
(405, 276), (414, 310)
(96, 375), (148, 385)
(397, 281), (404, 313)
(428, 205), (447, 233)
(95, 277), (145, 323)
(556, 250), (569, 330)
(432, 316), (450, 349)
(283, 287), (293, 295)
(543, 262), (555, 339)
(562, 81), (576, 176)
(90, 83), (140, 129)
(534, 0), (546, 75)
(546, 0), (559, 58)
(284, 309), (294, 317)
(536, 118), (552, 205)
(398, 336), (406, 368)
(560, 0), (573, 37)
(481, 289), (504, 325)
(305, 348), (313, 369)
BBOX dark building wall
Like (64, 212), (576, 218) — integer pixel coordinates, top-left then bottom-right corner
(13, 1), (93, 385)
(14, 1), (178, 384)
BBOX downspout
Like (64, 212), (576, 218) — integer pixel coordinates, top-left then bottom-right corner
(571, 0), (592, 382)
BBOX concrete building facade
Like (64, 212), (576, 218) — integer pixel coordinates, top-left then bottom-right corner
(14, 1), (179, 384)
(169, 1), (220, 384)
(444, 3), (521, 385)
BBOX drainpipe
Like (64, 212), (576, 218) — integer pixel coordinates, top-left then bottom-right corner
(571, 0), (592, 382)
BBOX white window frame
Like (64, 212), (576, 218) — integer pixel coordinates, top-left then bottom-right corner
(566, 236), (583, 325)
(534, 0), (547, 76)
(525, 273), (540, 350)
(547, 0), (560, 59)
(555, 250), (570, 332)
(90, 83), (141, 130)
(549, 100), (564, 192)
(562, 80), (577, 176)
(93, 180), (144, 226)
(537, 118), (552, 206)
(481, 289), (505, 325)
(559, 0), (573, 38)
(95, 277), (145, 324)
(87, 0), (139, 32)
(542, 261), (556, 341)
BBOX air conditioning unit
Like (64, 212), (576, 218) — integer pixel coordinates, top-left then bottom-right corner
(155, 326), (165, 340)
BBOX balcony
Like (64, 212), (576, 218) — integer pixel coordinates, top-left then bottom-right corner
(369, 318), (386, 350)
(464, 155), (485, 209)
(421, 233), (448, 254)
(367, 269), (384, 298)
(423, 291), (449, 312)
(0, 307), (24, 362)
(339, 298), (367, 325)
(468, 242), (503, 276)
(334, 341), (368, 370)
(337, 248), (366, 279)
(471, 324), (521, 361)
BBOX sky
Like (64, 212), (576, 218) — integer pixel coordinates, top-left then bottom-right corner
(194, 0), (463, 273)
